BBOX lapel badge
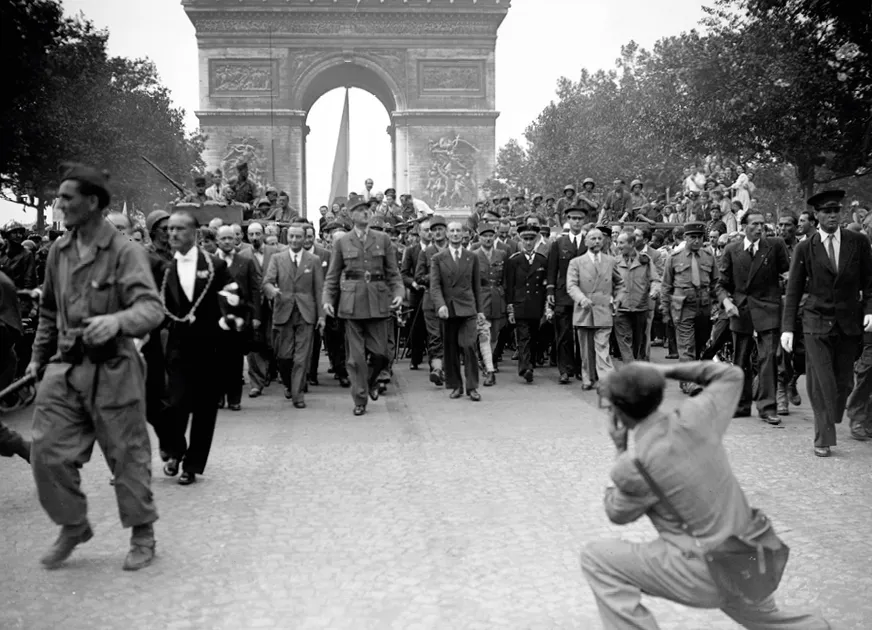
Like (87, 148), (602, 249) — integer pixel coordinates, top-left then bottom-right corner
(196, 270), (209, 279)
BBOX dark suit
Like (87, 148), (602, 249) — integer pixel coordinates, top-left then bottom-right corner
(401, 241), (427, 367)
(547, 233), (587, 377)
(505, 250), (548, 375)
(581, 362), (828, 629)
(305, 244), (331, 382)
(415, 242), (447, 374)
(718, 237), (790, 416)
(783, 229), (872, 447)
(429, 247), (482, 391)
(264, 249), (324, 403)
(322, 229), (404, 407)
(142, 252), (170, 445)
(162, 248), (233, 475)
(218, 251), (261, 406)
(247, 244), (282, 391)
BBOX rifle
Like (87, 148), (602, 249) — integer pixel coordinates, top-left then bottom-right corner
(141, 156), (190, 198)
(0, 374), (36, 402)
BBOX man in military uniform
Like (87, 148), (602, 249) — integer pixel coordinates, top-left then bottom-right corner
(415, 214), (449, 387)
(0, 221), (37, 290)
(505, 224), (548, 383)
(661, 221), (720, 394)
(26, 163), (163, 570)
(183, 174), (209, 204)
(232, 161), (258, 205)
(322, 202), (404, 416)
(473, 222), (507, 385)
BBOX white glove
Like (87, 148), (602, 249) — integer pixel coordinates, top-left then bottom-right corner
(780, 332), (793, 353)
(865, 314), (872, 332)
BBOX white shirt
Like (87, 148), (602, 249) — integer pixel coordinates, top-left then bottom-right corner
(818, 227), (841, 266)
(449, 246), (463, 261)
(174, 247), (199, 302)
(588, 250), (602, 265)
(251, 247), (264, 268)
(218, 249), (234, 265)
(569, 233), (583, 250)
(289, 249), (302, 266)
(743, 236), (760, 255)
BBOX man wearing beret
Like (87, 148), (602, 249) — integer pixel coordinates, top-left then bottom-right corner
(415, 214), (450, 386)
(322, 202), (404, 416)
(660, 222), (721, 394)
(26, 163), (164, 570)
(782, 190), (872, 457)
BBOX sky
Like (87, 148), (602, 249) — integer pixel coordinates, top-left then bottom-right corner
(16, 0), (712, 220)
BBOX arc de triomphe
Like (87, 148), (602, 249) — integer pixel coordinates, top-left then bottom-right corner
(183, 0), (510, 216)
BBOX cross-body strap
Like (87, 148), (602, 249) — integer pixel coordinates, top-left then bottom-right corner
(633, 458), (699, 540)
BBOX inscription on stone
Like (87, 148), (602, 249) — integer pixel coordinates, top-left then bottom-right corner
(418, 61), (485, 96)
(210, 60), (275, 94)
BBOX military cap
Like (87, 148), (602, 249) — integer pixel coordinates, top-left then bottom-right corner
(582, 177), (595, 187)
(368, 215), (386, 231)
(630, 179), (643, 190)
(265, 185), (278, 195)
(517, 223), (540, 237)
(684, 221), (706, 236)
(429, 214), (448, 229)
(146, 209), (170, 233)
(545, 195), (556, 202)
(59, 162), (112, 208)
(478, 222), (496, 235)
(807, 189), (845, 211)
(564, 205), (587, 217)
(193, 174), (207, 185)
(482, 208), (501, 220)
(514, 194), (526, 200)
(348, 200), (370, 213)
(384, 187), (397, 196)
(322, 221), (342, 233)
(539, 226), (552, 236)
(613, 178), (626, 185)
(598, 225), (613, 237)
(563, 184), (576, 193)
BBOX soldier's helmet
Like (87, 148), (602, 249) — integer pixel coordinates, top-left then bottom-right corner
(3, 220), (26, 234)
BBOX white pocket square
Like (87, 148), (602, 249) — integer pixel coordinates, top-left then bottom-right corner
(304, 269), (312, 273)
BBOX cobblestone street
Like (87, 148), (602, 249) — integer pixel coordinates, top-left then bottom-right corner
(2, 350), (871, 629)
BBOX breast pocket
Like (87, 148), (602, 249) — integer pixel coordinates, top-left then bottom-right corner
(88, 276), (118, 316)
(338, 280), (357, 317)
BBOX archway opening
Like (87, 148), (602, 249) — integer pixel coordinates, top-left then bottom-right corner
(305, 87), (393, 219)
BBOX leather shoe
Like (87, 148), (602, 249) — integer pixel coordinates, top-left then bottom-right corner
(813, 446), (831, 458)
(41, 524), (94, 569)
(369, 386), (380, 402)
(559, 374), (570, 385)
(776, 402), (789, 416)
(788, 380), (802, 406)
(339, 377), (351, 388)
(353, 405), (366, 416)
(483, 372), (496, 387)
(430, 369), (444, 387)
(163, 458), (179, 477)
(523, 369), (534, 383)
(410, 364), (419, 371)
(378, 382), (388, 394)
(178, 471), (197, 485)
(468, 389), (481, 402)
(581, 383), (595, 391)
(760, 413), (782, 426)
(665, 353), (679, 360)
(248, 387), (261, 398)
(284, 388), (293, 399)
(123, 541), (155, 571)
(228, 403), (241, 411)
(308, 376), (319, 387)
(850, 426), (870, 441)
(294, 401), (306, 409)
(449, 388), (463, 399)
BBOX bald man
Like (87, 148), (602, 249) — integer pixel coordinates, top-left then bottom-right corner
(215, 226), (261, 410)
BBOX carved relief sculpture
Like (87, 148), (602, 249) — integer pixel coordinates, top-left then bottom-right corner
(418, 61), (485, 96)
(210, 60), (274, 94)
(222, 137), (268, 188)
(425, 135), (480, 209)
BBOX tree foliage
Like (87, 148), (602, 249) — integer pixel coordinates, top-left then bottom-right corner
(495, 0), (872, 201)
(1, 0), (204, 228)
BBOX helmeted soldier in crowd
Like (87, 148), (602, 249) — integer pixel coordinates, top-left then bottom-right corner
(576, 178), (599, 215)
(26, 163), (163, 570)
(0, 220), (38, 290)
(660, 221), (720, 394)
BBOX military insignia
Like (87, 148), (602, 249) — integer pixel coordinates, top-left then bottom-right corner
(197, 270), (209, 279)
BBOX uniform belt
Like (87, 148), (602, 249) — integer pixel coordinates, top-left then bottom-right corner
(344, 271), (385, 282)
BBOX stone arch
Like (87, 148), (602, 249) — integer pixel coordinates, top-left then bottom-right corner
(294, 53), (406, 115)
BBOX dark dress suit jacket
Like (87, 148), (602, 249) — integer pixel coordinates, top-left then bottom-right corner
(401, 242), (424, 308)
(414, 243), (446, 311)
(429, 247), (482, 318)
(224, 252), (262, 327)
(717, 237), (790, 334)
(783, 229), (872, 336)
(547, 234), (587, 307)
(505, 251), (548, 319)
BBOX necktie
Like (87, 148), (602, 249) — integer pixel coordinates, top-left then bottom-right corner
(291, 254), (298, 271)
(748, 243), (755, 258)
(691, 252), (701, 287)
(827, 234), (837, 271)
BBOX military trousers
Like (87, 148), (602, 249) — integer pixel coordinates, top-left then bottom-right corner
(514, 318), (540, 375)
(674, 311), (712, 363)
(345, 317), (391, 407)
(581, 538), (829, 630)
(423, 308), (444, 372)
(31, 358), (158, 529)
(325, 316), (348, 379)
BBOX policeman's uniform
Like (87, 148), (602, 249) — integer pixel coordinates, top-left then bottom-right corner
(322, 204), (404, 415)
(505, 224), (549, 380)
(660, 221), (719, 393)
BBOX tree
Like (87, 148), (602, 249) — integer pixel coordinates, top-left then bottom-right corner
(1, 0), (204, 230)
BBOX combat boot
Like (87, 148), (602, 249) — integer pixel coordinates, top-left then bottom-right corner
(123, 523), (156, 571)
(41, 523), (94, 569)
(788, 376), (802, 406)
(776, 381), (789, 416)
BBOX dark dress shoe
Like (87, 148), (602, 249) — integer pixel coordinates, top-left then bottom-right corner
(850, 426), (870, 441)
(581, 383), (595, 391)
(178, 471), (197, 485)
(163, 458), (180, 477)
(353, 405), (366, 416)
(813, 446), (831, 457)
(410, 364), (419, 371)
(308, 377), (319, 386)
(559, 374), (570, 385)
(284, 388), (293, 399)
(327, 366), (335, 374)
(378, 382), (388, 394)
(468, 389), (481, 402)
(339, 377), (351, 388)
(449, 388), (463, 399)
(159, 449), (169, 462)
(294, 401), (306, 409)
(760, 413), (782, 426)
(369, 387), (380, 402)
(523, 369), (534, 383)
(788, 381), (802, 406)
(430, 369), (444, 386)
(493, 366), (500, 373)
(776, 403), (789, 416)
(228, 403), (241, 411)
(483, 372), (496, 387)
(41, 524), (94, 569)
(665, 353), (679, 360)
(249, 388), (261, 398)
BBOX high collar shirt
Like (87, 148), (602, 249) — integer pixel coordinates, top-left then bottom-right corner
(174, 246), (199, 301)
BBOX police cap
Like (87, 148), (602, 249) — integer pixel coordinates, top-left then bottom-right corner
(683, 221), (706, 236)
(564, 205), (587, 218)
(429, 214), (447, 229)
(517, 223), (539, 237)
(807, 189), (846, 212)
(478, 222), (496, 235)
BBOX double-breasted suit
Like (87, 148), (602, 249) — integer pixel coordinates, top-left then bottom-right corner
(162, 248), (233, 475)
(475, 246), (508, 350)
(547, 233), (588, 378)
(567, 252), (626, 387)
(429, 246), (482, 393)
(246, 243), (281, 393)
(264, 248), (325, 403)
(718, 237), (790, 417)
(783, 228), (872, 447)
(505, 250), (548, 376)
